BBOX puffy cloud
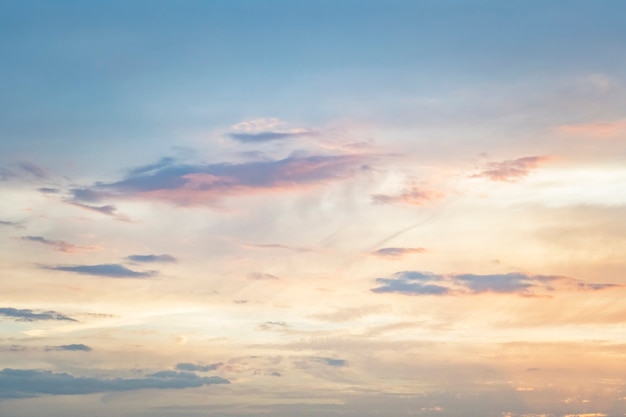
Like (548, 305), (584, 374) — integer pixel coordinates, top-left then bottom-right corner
(371, 247), (426, 259)
(471, 156), (550, 182)
(21, 236), (97, 253)
(44, 264), (156, 278)
(0, 308), (76, 322)
(125, 254), (177, 263)
(0, 368), (229, 398)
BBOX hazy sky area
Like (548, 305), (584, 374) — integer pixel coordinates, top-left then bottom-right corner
(2, 1), (626, 416)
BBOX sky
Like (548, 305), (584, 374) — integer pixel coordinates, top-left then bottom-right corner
(1, 1), (626, 416)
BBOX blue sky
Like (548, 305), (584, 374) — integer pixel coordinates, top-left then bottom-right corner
(2, 2), (626, 417)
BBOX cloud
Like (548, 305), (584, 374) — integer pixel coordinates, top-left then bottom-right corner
(18, 161), (46, 179)
(44, 264), (156, 278)
(0, 308), (76, 322)
(247, 272), (280, 280)
(175, 363), (222, 372)
(471, 156), (550, 182)
(125, 254), (177, 263)
(372, 186), (442, 206)
(38, 187), (60, 194)
(227, 118), (315, 143)
(0, 220), (21, 228)
(21, 236), (98, 253)
(70, 154), (368, 207)
(45, 344), (92, 352)
(228, 130), (315, 143)
(0, 167), (16, 181)
(0, 368), (229, 399)
(371, 271), (620, 297)
(371, 247), (427, 259)
(258, 321), (288, 331)
(244, 243), (313, 253)
(66, 201), (129, 222)
(455, 273), (536, 294)
(312, 357), (347, 367)
(557, 119), (626, 138)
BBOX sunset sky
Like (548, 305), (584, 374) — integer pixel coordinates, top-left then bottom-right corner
(2, 1), (626, 416)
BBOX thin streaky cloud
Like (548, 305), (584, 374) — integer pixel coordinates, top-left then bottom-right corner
(21, 236), (98, 253)
(372, 186), (442, 206)
(228, 130), (315, 143)
(370, 247), (427, 259)
(470, 156), (550, 182)
(44, 264), (157, 279)
(0, 368), (229, 398)
(45, 344), (92, 352)
(557, 120), (626, 138)
(0, 308), (76, 322)
(70, 154), (370, 207)
(371, 271), (621, 297)
(125, 254), (178, 263)
(18, 161), (47, 179)
(244, 243), (314, 253)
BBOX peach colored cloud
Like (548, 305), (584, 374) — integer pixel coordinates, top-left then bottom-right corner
(471, 156), (550, 182)
(557, 120), (626, 138)
(372, 186), (443, 206)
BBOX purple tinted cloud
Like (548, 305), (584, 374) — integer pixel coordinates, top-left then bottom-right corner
(70, 154), (368, 206)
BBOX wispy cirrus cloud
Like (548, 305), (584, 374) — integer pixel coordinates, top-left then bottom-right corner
(244, 242), (314, 253)
(0, 308), (76, 322)
(21, 236), (98, 253)
(371, 247), (426, 259)
(125, 254), (177, 263)
(69, 154), (369, 207)
(247, 272), (280, 280)
(18, 161), (47, 179)
(44, 264), (156, 279)
(471, 156), (550, 182)
(371, 271), (620, 297)
(0, 368), (228, 399)
(0, 220), (21, 228)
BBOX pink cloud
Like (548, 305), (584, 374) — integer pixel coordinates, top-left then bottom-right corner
(471, 156), (550, 182)
(372, 186), (442, 206)
(71, 154), (369, 207)
(557, 120), (626, 138)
